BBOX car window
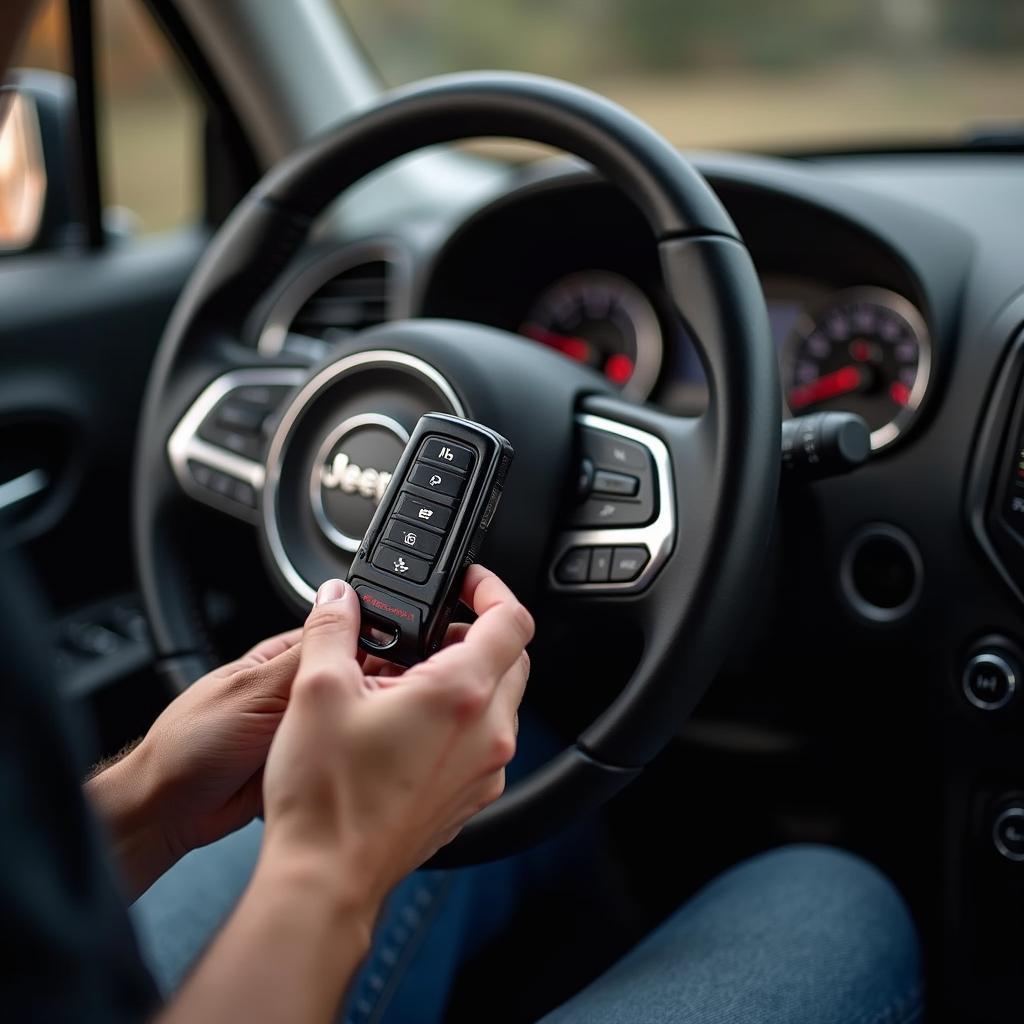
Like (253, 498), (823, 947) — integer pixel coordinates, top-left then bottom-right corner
(337, 0), (1024, 151)
(16, 0), (201, 237)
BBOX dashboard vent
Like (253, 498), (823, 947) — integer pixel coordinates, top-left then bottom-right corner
(291, 259), (391, 340)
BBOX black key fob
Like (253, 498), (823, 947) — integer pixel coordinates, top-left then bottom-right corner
(346, 413), (513, 666)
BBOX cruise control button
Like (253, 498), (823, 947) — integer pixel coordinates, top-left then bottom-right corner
(385, 520), (442, 558)
(197, 421), (264, 460)
(556, 548), (591, 584)
(589, 547), (612, 582)
(393, 492), (452, 532)
(593, 469), (639, 497)
(582, 430), (650, 473)
(372, 544), (432, 584)
(408, 462), (465, 498)
(610, 546), (649, 582)
(418, 436), (474, 474)
(572, 497), (654, 528)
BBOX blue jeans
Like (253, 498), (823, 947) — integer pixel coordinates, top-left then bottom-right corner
(132, 830), (921, 1023)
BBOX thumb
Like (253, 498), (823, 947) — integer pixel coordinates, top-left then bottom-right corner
(298, 579), (362, 683)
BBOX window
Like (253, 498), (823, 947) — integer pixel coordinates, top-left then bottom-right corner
(13, 0), (202, 237)
(96, 0), (201, 234)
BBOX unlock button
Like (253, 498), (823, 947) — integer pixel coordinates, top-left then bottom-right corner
(385, 520), (442, 559)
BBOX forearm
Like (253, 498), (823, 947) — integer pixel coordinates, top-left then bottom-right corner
(160, 845), (378, 1024)
(84, 742), (177, 901)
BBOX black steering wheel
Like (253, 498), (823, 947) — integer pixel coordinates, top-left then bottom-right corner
(134, 72), (779, 865)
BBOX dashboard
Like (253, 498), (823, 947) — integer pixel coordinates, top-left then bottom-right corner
(249, 146), (1024, 1020)
(418, 174), (932, 451)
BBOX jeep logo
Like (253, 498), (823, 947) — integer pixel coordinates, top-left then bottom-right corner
(320, 451), (391, 504)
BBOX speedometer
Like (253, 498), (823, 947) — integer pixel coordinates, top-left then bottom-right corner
(783, 287), (931, 451)
(520, 271), (663, 401)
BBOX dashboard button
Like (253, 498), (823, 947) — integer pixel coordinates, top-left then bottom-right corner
(610, 546), (649, 582)
(589, 547), (612, 582)
(993, 806), (1024, 862)
(418, 436), (474, 474)
(384, 520), (442, 559)
(372, 543), (432, 584)
(408, 462), (465, 498)
(556, 548), (591, 584)
(593, 469), (640, 497)
(393, 492), (452, 532)
(963, 651), (1017, 711)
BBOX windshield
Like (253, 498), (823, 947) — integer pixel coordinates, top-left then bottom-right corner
(336, 0), (1023, 152)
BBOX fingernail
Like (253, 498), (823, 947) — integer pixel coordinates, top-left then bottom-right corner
(315, 579), (347, 605)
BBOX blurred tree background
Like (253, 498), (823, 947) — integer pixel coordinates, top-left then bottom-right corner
(339, 0), (1024, 149)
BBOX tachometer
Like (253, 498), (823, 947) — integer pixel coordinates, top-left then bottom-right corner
(783, 287), (931, 450)
(521, 271), (663, 401)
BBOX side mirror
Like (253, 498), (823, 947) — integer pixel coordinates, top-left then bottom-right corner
(0, 91), (46, 250)
(0, 69), (82, 253)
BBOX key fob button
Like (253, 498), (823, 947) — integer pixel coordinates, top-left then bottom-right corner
(393, 492), (452, 532)
(372, 544), (432, 583)
(418, 436), (475, 474)
(384, 520), (442, 558)
(409, 462), (465, 498)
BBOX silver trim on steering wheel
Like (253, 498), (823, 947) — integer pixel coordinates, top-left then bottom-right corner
(167, 368), (307, 523)
(549, 413), (675, 593)
(262, 350), (465, 605)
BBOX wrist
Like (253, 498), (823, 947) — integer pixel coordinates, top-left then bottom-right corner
(84, 740), (178, 899)
(253, 839), (382, 954)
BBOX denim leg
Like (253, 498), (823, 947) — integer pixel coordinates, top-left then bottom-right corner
(130, 819), (264, 995)
(538, 844), (923, 1024)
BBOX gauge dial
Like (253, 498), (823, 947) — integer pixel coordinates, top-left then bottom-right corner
(783, 287), (931, 450)
(521, 271), (663, 401)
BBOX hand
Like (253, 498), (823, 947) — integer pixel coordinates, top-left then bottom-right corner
(261, 565), (533, 905)
(87, 628), (304, 896)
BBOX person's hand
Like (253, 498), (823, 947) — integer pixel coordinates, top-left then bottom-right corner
(260, 565), (532, 905)
(86, 628), (305, 896)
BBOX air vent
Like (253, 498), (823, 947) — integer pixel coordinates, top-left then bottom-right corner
(291, 260), (391, 341)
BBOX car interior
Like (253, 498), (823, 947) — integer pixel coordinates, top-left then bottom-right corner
(3, 1), (1024, 1021)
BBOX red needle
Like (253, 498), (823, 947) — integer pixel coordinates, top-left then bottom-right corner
(788, 365), (865, 411)
(522, 324), (591, 362)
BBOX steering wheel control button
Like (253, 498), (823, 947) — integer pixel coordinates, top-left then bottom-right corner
(992, 806), (1024, 862)
(418, 436), (474, 474)
(573, 496), (653, 528)
(963, 651), (1018, 711)
(373, 544), (432, 584)
(589, 547), (612, 582)
(408, 462), (465, 499)
(393, 492), (452, 533)
(593, 469), (640, 497)
(556, 547), (591, 584)
(581, 429), (650, 473)
(610, 546), (650, 582)
(384, 520), (442, 559)
(197, 421), (264, 461)
(187, 460), (257, 509)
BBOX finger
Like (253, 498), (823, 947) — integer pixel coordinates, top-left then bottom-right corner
(239, 628), (303, 666)
(364, 621), (473, 687)
(494, 650), (530, 718)
(296, 579), (362, 688)
(425, 575), (533, 683)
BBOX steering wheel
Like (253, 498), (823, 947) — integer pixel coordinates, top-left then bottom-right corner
(134, 72), (779, 865)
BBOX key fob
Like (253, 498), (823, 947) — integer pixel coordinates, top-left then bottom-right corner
(346, 413), (514, 666)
